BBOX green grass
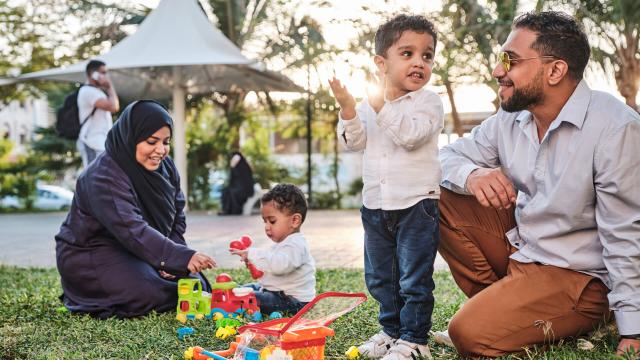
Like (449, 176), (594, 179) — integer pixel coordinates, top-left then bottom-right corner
(0, 266), (624, 359)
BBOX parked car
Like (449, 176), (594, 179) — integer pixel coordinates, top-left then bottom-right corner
(0, 184), (74, 211)
(33, 185), (74, 210)
(0, 195), (20, 209)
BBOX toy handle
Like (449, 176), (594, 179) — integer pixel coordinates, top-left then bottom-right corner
(247, 262), (264, 279)
(230, 236), (262, 279)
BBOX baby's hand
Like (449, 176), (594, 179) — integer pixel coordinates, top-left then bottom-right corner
(328, 77), (356, 120)
(229, 248), (249, 262)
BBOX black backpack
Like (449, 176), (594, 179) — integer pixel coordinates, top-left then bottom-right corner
(55, 85), (96, 140)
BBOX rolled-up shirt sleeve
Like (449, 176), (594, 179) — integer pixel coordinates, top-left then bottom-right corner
(594, 120), (640, 335)
(376, 91), (444, 151)
(88, 171), (195, 274)
(337, 102), (368, 151)
(439, 113), (502, 194)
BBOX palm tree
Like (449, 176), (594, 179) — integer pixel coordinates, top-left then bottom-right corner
(204, 0), (335, 147)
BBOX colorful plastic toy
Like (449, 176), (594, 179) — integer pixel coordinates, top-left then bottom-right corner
(229, 235), (264, 279)
(184, 343), (260, 360)
(268, 312), (282, 319)
(345, 346), (360, 359)
(264, 349), (292, 360)
(235, 292), (368, 360)
(215, 326), (237, 340)
(210, 274), (261, 320)
(215, 318), (242, 329)
(184, 346), (230, 360)
(176, 278), (212, 323)
(176, 274), (261, 323)
(177, 327), (196, 340)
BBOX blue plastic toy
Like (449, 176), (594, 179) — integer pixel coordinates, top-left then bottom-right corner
(177, 327), (196, 340)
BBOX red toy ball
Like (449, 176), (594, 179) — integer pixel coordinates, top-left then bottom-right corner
(216, 273), (233, 283)
(240, 235), (252, 247)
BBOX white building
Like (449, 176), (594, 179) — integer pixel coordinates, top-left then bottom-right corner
(0, 98), (52, 154)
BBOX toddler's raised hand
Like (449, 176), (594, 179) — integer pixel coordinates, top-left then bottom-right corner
(329, 77), (356, 120)
(367, 70), (386, 113)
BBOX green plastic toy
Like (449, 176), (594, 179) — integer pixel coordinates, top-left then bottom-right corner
(176, 278), (212, 323)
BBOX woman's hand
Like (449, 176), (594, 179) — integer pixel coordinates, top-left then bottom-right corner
(187, 252), (216, 274)
(229, 248), (249, 262)
(158, 270), (176, 280)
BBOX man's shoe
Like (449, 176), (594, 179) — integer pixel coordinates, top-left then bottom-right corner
(430, 329), (454, 348)
(381, 339), (432, 360)
(357, 331), (397, 359)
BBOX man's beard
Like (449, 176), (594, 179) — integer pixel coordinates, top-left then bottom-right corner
(500, 70), (544, 112)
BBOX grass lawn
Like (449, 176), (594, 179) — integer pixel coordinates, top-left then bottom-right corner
(0, 266), (625, 359)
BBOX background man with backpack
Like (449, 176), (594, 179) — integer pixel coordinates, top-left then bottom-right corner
(77, 59), (120, 167)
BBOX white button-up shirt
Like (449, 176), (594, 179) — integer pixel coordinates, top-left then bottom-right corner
(440, 80), (640, 335)
(338, 88), (444, 210)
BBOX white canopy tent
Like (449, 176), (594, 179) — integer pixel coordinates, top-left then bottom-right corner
(3, 0), (301, 198)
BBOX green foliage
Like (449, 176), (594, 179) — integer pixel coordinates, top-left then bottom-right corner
(0, 128), (77, 209)
(29, 126), (81, 177)
(347, 178), (364, 197)
(241, 111), (297, 188)
(0, 265), (623, 359)
(0, 147), (37, 208)
(568, 0), (640, 109)
(186, 101), (232, 210)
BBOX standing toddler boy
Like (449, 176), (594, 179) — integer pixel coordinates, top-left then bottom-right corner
(329, 14), (444, 360)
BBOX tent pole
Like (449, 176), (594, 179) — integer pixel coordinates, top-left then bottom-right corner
(172, 66), (188, 208)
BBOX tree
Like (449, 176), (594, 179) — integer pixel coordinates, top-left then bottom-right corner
(570, 0), (640, 111)
(204, 0), (336, 147)
(0, 0), (144, 103)
(441, 0), (522, 110)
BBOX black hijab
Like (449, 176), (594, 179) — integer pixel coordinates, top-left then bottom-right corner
(105, 100), (178, 236)
(229, 151), (254, 195)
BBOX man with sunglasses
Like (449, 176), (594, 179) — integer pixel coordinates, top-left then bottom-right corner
(438, 11), (640, 358)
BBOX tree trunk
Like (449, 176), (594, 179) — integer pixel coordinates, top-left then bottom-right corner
(614, 30), (640, 112)
(444, 80), (463, 137)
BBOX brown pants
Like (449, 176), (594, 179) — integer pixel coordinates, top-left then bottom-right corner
(438, 187), (610, 358)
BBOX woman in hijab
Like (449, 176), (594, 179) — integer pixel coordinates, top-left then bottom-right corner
(55, 100), (215, 319)
(220, 151), (255, 215)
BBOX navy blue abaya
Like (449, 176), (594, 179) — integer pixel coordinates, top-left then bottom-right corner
(55, 101), (209, 319)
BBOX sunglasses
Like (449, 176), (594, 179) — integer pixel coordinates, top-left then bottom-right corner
(498, 51), (557, 72)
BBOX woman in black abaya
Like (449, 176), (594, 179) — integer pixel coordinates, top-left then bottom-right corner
(220, 151), (255, 215)
(55, 100), (215, 318)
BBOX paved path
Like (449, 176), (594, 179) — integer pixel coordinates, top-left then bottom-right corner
(0, 210), (447, 270)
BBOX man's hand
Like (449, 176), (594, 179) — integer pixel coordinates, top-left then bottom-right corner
(466, 168), (517, 210)
(99, 75), (113, 90)
(617, 338), (640, 358)
(328, 77), (356, 120)
(187, 252), (216, 274)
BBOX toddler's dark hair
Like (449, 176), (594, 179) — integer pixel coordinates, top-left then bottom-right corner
(261, 183), (308, 223)
(375, 14), (438, 57)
